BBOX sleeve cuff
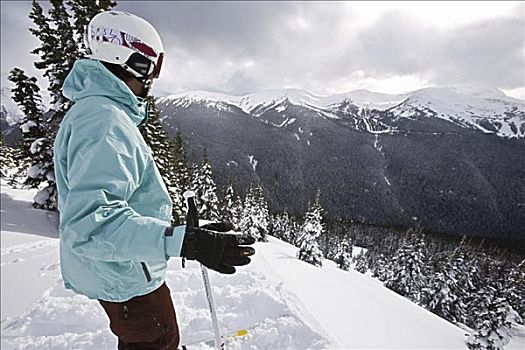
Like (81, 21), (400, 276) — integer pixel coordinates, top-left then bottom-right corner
(164, 225), (186, 257)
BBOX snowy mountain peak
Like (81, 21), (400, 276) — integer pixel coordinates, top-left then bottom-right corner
(158, 86), (525, 138)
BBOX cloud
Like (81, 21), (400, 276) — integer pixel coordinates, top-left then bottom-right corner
(2, 1), (523, 98)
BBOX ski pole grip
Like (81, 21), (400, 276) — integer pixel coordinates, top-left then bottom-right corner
(183, 190), (199, 230)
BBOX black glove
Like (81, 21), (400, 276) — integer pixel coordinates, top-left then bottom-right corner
(181, 221), (256, 274)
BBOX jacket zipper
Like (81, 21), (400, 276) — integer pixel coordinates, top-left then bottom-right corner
(140, 262), (152, 282)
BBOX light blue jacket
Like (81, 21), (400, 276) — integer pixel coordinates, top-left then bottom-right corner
(54, 59), (185, 302)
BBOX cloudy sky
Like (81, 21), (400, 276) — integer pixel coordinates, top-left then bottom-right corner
(1, 1), (524, 100)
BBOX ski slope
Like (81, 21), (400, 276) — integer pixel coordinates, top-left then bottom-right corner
(2, 181), (524, 349)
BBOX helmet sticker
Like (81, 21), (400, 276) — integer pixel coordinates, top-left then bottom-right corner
(90, 26), (159, 59)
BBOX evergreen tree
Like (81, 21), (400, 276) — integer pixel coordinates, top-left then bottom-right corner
(230, 195), (244, 231)
(273, 212), (293, 243)
(253, 183), (269, 242)
(8, 68), (56, 209)
(280, 212), (294, 243)
(48, 0), (78, 104)
(29, 0), (77, 105)
(29, 0), (59, 95)
(384, 229), (427, 303)
(502, 260), (525, 322)
(289, 215), (300, 246)
(238, 184), (270, 241)
(467, 285), (515, 350)
(191, 149), (220, 221)
(239, 185), (260, 240)
(422, 254), (466, 325)
(7, 68), (44, 161)
(297, 190), (324, 267)
(220, 181), (236, 222)
(140, 97), (183, 224)
(171, 130), (191, 192)
(334, 236), (353, 271)
(371, 253), (389, 281)
(462, 256), (485, 328)
(353, 250), (368, 274)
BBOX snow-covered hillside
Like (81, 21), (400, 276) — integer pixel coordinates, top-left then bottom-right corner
(2, 182), (524, 349)
(157, 86), (525, 138)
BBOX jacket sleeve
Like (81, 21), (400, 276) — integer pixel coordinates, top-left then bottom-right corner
(60, 133), (185, 262)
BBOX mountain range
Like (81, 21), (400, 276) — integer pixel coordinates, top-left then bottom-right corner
(1, 85), (524, 238)
(155, 86), (525, 239)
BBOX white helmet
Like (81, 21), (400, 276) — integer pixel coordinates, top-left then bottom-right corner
(86, 11), (164, 81)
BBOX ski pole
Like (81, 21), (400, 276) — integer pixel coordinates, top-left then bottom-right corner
(183, 191), (224, 350)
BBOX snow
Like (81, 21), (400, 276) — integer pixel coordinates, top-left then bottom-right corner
(2, 181), (524, 349)
(275, 105), (286, 113)
(30, 138), (46, 154)
(391, 86), (525, 138)
(21, 121), (37, 133)
(248, 155), (258, 171)
(27, 164), (42, 178)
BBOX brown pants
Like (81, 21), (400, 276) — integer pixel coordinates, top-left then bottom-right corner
(99, 283), (180, 350)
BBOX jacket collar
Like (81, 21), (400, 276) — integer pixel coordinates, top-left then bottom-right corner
(62, 59), (147, 126)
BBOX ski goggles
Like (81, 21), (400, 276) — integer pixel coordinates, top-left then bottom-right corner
(124, 52), (164, 81)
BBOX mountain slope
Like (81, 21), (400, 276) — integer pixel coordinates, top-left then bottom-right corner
(1, 182), (507, 349)
(156, 88), (525, 238)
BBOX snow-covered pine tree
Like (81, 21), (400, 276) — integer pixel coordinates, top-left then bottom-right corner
(140, 97), (183, 224)
(239, 185), (259, 239)
(8, 68), (56, 209)
(353, 250), (368, 274)
(384, 229), (428, 303)
(273, 212), (293, 242)
(371, 253), (389, 281)
(289, 215), (301, 246)
(467, 285), (515, 350)
(231, 195), (244, 231)
(462, 256), (485, 329)
(272, 213), (282, 239)
(502, 259), (525, 323)
(296, 190), (324, 267)
(220, 181), (236, 223)
(7, 67), (44, 161)
(253, 184), (269, 242)
(422, 253), (466, 325)
(280, 211), (294, 244)
(192, 149), (220, 221)
(334, 236), (353, 271)
(171, 130), (191, 192)
(67, 0), (116, 55)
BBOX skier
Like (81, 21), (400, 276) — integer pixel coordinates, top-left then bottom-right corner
(53, 11), (255, 349)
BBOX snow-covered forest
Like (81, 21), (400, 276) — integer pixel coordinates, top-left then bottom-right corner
(1, 1), (524, 349)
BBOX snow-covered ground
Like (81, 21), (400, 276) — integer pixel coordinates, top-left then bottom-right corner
(2, 181), (524, 349)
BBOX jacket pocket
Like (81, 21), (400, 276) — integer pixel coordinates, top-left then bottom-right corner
(140, 262), (152, 283)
